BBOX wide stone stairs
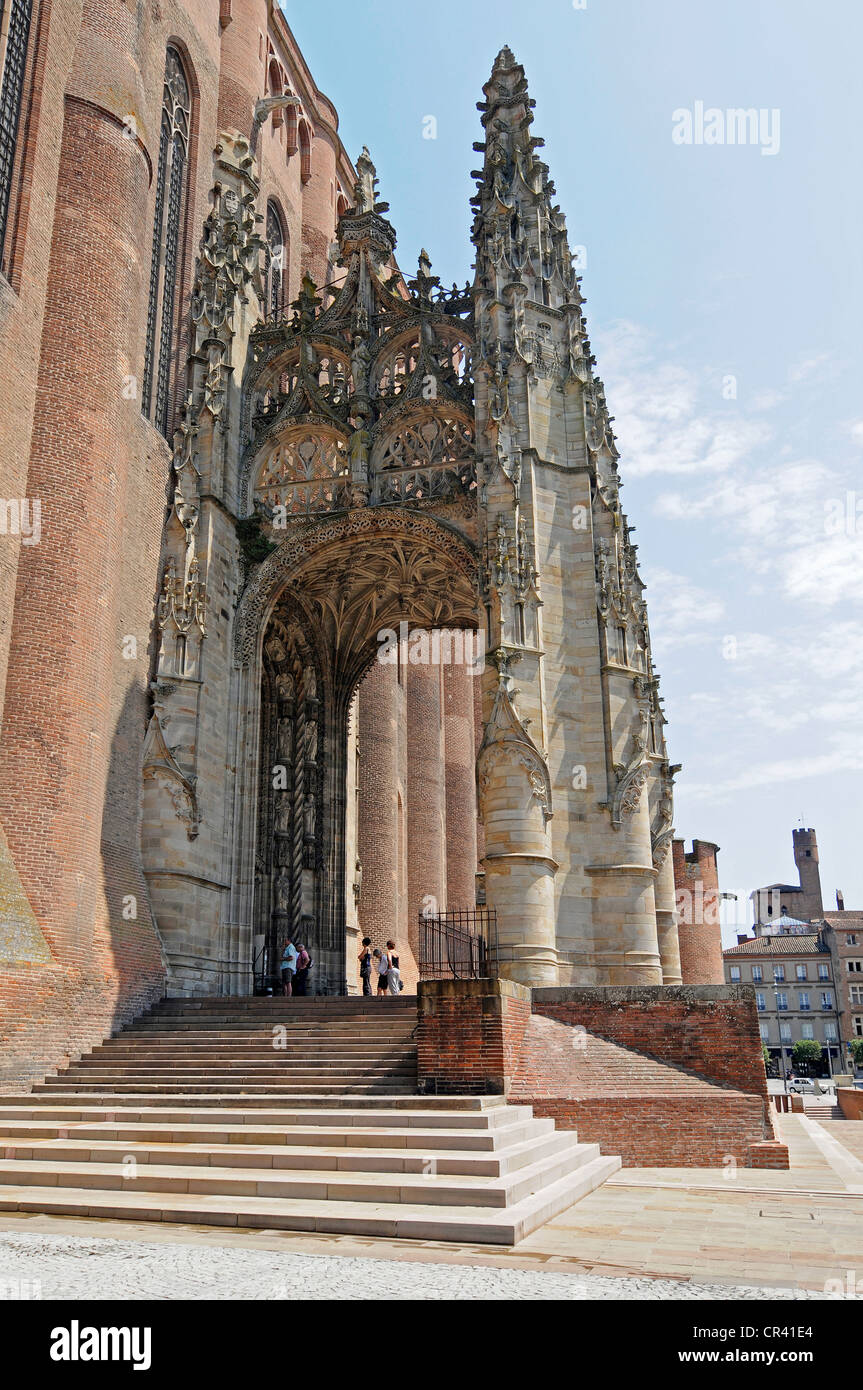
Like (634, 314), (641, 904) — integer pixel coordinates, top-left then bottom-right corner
(0, 996), (620, 1244)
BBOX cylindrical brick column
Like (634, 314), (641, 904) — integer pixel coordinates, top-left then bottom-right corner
(217, 0), (268, 136)
(407, 658), (446, 967)
(443, 647), (477, 909)
(0, 89), (155, 962)
(301, 127), (337, 286)
(357, 659), (400, 962)
(674, 838), (725, 985)
(473, 661), (485, 886)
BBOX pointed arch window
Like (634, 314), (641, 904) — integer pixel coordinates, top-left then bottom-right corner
(266, 200), (287, 320)
(142, 46), (191, 437)
(298, 121), (311, 185)
(0, 0), (33, 270)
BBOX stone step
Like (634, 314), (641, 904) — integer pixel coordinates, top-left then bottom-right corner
(0, 1154), (620, 1244)
(145, 1000), (416, 1011)
(0, 1095), (514, 1117)
(9, 988), (622, 1245)
(86, 1042), (418, 1055)
(34, 1082), (419, 1096)
(55, 1067), (419, 1078)
(65, 1053), (418, 1065)
(133, 1011), (417, 1025)
(147, 1000), (416, 1011)
(126, 1023), (418, 1035)
(0, 1136), (596, 1207)
(0, 1116), (550, 1155)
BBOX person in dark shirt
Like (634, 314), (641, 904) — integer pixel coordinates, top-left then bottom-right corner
(358, 937), (373, 996)
(386, 939), (402, 994)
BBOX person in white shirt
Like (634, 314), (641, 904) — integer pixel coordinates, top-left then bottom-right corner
(373, 946), (390, 996)
(281, 939), (298, 997)
(386, 939), (402, 995)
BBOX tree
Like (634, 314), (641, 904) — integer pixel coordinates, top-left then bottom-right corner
(792, 1039), (823, 1072)
(761, 1043), (771, 1069)
(850, 1038), (863, 1069)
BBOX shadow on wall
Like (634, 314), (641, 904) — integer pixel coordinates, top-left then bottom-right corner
(0, 684), (166, 1091)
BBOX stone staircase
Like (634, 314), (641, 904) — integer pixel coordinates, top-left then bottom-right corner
(0, 996), (620, 1245)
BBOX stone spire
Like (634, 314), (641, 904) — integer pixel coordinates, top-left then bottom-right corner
(469, 49), (681, 988)
(338, 145), (397, 273)
(471, 46), (580, 308)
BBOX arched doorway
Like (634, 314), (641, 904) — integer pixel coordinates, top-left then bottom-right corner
(234, 513), (481, 993)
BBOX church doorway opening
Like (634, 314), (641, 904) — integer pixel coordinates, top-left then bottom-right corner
(250, 517), (482, 996)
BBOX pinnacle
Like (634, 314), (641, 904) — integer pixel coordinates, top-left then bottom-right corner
(492, 45), (518, 72)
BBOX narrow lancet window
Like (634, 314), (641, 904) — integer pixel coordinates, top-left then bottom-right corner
(0, 0), (33, 270)
(142, 47), (190, 436)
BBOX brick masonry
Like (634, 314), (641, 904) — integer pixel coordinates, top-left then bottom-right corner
(837, 1087), (863, 1121)
(416, 977), (532, 1095)
(416, 979), (789, 1167)
(531, 985), (770, 1105)
(0, 0), (356, 1083)
(673, 839), (725, 986)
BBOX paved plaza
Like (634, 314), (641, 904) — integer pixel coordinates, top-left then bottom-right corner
(0, 1229), (831, 1301)
(0, 1113), (859, 1299)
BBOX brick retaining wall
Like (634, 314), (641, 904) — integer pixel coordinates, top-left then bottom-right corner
(416, 977), (531, 1094)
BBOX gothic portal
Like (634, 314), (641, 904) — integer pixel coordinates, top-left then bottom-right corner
(141, 50), (682, 997)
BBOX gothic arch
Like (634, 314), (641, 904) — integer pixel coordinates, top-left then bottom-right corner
(265, 199), (288, 319)
(233, 507), (480, 673)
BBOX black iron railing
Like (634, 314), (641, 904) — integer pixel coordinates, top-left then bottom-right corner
(418, 907), (498, 981)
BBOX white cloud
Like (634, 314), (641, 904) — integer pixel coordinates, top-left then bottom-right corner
(596, 322), (773, 478)
(640, 567), (725, 651)
(684, 743), (863, 800)
(595, 319), (863, 846)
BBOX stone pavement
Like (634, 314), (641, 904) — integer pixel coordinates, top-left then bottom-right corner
(0, 1229), (829, 1300)
(0, 1114), (858, 1298)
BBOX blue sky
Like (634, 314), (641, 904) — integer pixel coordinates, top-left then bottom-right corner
(283, 0), (863, 935)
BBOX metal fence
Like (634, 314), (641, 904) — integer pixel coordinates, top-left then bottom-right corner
(418, 907), (498, 981)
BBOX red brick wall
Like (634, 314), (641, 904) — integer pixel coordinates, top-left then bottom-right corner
(416, 977), (531, 1094)
(0, 0), (354, 1088)
(673, 838), (725, 985)
(532, 986), (770, 1107)
(528, 1094), (772, 1167)
(837, 1087), (863, 1121)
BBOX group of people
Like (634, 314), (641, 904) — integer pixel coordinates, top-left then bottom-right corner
(278, 938), (404, 997)
(358, 939), (403, 996)
(279, 940), (312, 996)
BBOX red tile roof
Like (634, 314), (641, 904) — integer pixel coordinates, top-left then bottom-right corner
(723, 934), (829, 957)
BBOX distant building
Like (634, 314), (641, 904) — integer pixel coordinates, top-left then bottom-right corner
(814, 910), (863, 1050)
(723, 932), (840, 1076)
(750, 828), (823, 930)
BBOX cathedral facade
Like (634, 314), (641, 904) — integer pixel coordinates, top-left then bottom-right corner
(0, 1), (681, 1085)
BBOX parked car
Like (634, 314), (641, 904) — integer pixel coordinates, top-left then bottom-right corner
(788, 1077), (818, 1094)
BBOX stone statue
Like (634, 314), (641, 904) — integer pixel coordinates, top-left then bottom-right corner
(305, 720), (318, 763)
(348, 422), (370, 482)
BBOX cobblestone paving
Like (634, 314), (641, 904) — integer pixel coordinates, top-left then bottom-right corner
(0, 1231), (829, 1300)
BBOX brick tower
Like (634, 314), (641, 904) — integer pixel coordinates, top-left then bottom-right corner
(672, 839), (725, 985)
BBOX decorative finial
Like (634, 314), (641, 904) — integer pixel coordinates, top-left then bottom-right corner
(353, 146), (389, 216)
